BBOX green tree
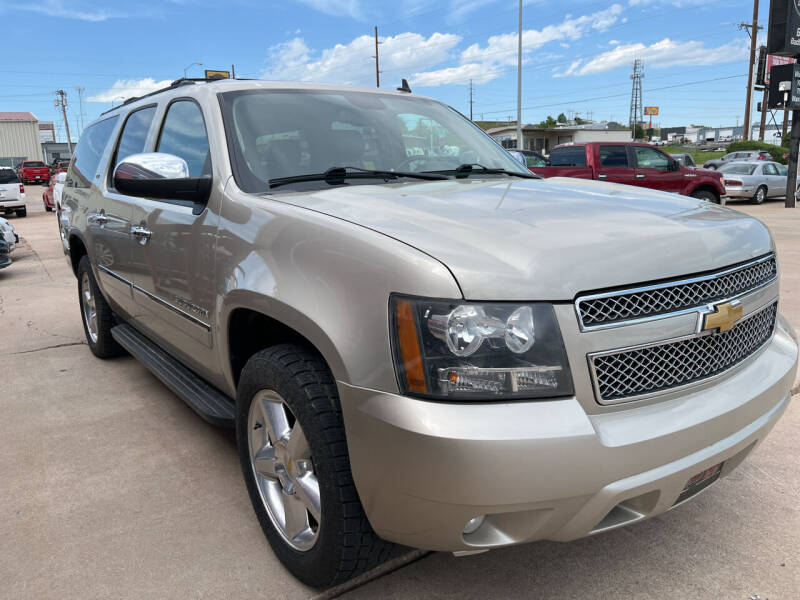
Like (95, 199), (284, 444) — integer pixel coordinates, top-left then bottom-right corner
(557, 113), (567, 123)
(538, 115), (557, 128)
(633, 124), (646, 139)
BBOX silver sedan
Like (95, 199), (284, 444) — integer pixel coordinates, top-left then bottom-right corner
(719, 161), (787, 204)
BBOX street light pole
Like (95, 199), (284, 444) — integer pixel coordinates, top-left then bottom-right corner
(516, 0), (523, 150)
(183, 62), (203, 78)
(742, 0), (760, 141)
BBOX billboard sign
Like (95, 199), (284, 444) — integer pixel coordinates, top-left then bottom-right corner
(767, 0), (800, 57)
(766, 54), (796, 84)
(644, 107), (659, 116)
(204, 70), (230, 79)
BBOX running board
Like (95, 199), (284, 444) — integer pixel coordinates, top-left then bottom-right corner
(111, 323), (235, 427)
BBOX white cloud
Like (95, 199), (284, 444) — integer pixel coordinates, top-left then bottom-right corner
(262, 32), (462, 86)
(411, 4), (623, 86)
(296, 0), (366, 20)
(559, 37), (749, 77)
(88, 78), (173, 102)
(5, 0), (130, 20)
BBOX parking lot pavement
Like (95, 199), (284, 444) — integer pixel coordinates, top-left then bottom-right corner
(2, 189), (799, 599)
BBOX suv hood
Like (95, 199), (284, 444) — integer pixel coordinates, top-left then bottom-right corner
(274, 177), (772, 300)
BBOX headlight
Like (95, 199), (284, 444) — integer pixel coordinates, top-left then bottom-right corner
(390, 296), (573, 400)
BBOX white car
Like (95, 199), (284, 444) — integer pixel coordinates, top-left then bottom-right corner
(0, 168), (26, 218)
(0, 216), (17, 269)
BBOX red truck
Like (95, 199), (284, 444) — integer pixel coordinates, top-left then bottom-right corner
(17, 160), (50, 185)
(530, 142), (726, 203)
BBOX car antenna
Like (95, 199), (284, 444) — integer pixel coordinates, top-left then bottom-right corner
(397, 79), (412, 93)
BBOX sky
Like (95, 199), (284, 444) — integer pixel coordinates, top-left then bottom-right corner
(0, 0), (767, 142)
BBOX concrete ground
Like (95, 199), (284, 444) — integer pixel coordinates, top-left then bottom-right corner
(2, 187), (798, 599)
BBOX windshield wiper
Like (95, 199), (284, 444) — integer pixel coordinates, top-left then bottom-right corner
(424, 163), (539, 179)
(267, 166), (448, 190)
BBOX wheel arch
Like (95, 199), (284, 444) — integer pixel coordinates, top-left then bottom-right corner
(67, 232), (88, 277)
(689, 184), (721, 202)
(221, 293), (349, 393)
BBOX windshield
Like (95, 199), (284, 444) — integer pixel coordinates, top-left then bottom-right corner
(719, 163), (757, 175)
(23, 161), (45, 167)
(219, 89), (529, 192)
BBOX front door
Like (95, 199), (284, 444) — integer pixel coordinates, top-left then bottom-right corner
(129, 99), (218, 372)
(632, 145), (683, 194)
(596, 145), (637, 186)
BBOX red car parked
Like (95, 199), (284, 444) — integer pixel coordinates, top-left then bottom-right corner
(17, 160), (50, 185)
(530, 142), (726, 203)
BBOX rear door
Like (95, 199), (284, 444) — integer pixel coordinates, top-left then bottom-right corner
(129, 98), (218, 369)
(536, 146), (593, 178)
(632, 145), (683, 193)
(596, 145), (637, 186)
(61, 116), (126, 304)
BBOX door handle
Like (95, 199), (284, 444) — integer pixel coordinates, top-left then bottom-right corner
(131, 225), (152, 241)
(636, 174), (646, 179)
(88, 213), (108, 225)
(598, 174), (608, 179)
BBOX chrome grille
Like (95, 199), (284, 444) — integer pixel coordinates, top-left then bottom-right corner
(591, 302), (777, 403)
(577, 255), (776, 329)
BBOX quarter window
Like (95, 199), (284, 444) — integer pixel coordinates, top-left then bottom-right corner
(157, 100), (211, 177)
(68, 116), (119, 189)
(113, 106), (156, 170)
(598, 146), (630, 168)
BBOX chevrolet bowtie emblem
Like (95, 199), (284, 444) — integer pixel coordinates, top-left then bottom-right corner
(702, 301), (743, 333)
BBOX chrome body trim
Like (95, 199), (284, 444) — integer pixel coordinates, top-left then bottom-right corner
(98, 264), (211, 332)
(587, 296), (779, 405)
(574, 253), (776, 332)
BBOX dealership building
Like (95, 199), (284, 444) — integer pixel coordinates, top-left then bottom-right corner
(0, 111), (43, 168)
(488, 121), (631, 153)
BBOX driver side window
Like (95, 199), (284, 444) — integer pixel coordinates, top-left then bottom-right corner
(634, 146), (669, 170)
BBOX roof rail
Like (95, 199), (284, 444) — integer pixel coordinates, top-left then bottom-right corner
(97, 76), (254, 116)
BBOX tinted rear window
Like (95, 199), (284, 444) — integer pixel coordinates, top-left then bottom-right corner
(548, 146), (586, 167)
(23, 161), (45, 167)
(0, 169), (20, 184)
(599, 146), (630, 168)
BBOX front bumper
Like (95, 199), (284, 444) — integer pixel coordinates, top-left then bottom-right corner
(339, 315), (797, 552)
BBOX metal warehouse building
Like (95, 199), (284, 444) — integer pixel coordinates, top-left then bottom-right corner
(0, 112), (43, 168)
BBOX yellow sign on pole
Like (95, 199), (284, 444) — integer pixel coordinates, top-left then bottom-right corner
(205, 70), (230, 80)
(644, 106), (659, 116)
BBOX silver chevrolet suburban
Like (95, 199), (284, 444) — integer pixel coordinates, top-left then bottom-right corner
(60, 78), (798, 588)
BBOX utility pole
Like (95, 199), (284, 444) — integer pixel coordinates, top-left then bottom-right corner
(75, 86), (86, 135)
(469, 79), (474, 121)
(739, 0), (762, 141)
(373, 26), (381, 88)
(232, 64), (236, 78)
(516, 0), (523, 150)
(54, 90), (74, 155)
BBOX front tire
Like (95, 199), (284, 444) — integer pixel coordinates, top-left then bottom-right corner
(751, 185), (767, 205)
(77, 255), (124, 358)
(691, 190), (719, 203)
(236, 344), (395, 588)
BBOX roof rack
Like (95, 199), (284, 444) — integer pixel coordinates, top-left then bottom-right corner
(99, 76), (249, 116)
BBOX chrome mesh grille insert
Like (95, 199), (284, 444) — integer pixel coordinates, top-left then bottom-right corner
(577, 255), (776, 328)
(591, 302), (777, 403)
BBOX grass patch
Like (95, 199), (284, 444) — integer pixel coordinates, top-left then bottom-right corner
(662, 146), (726, 166)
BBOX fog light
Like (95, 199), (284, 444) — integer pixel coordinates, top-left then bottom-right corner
(462, 515), (485, 535)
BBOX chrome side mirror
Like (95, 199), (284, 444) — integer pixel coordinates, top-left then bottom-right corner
(113, 152), (211, 212)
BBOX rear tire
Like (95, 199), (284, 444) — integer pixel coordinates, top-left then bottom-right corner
(691, 190), (719, 204)
(751, 185), (767, 205)
(77, 255), (124, 358)
(16, 207), (26, 217)
(236, 344), (396, 588)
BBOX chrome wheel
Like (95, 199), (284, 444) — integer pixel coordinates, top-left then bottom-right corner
(755, 187), (766, 204)
(81, 272), (98, 344)
(247, 390), (321, 551)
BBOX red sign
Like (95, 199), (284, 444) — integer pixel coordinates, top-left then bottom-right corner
(644, 107), (659, 116)
(766, 55), (796, 84)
